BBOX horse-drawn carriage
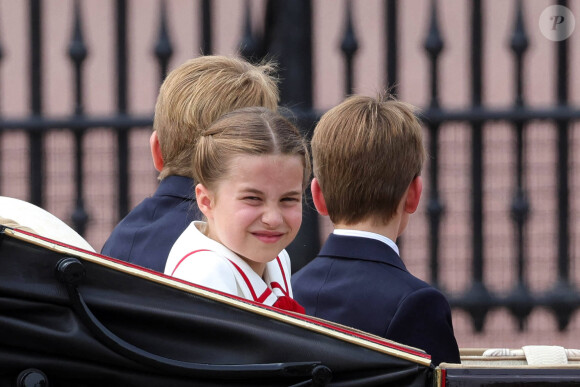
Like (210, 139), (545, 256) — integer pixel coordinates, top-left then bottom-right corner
(1, 198), (580, 386)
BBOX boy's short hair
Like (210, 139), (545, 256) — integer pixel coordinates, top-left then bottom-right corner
(311, 94), (426, 225)
(154, 55), (279, 180)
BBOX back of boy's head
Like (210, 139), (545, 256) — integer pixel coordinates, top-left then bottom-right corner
(153, 55), (279, 180)
(193, 107), (311, 191)
(311, 94), (426, 225)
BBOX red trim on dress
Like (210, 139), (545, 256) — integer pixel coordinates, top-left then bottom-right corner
(171, 249), (211, 276)
(278, 256), (289, 291)
(226, 259), (272, 303)
(270, 256), (289, 296)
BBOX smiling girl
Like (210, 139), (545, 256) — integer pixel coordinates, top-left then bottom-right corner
(165, 107), (311, 313)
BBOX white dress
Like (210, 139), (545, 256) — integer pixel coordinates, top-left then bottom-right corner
(165, 221), (294, 307)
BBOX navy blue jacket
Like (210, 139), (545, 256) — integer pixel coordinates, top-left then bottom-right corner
(291, 234), (460, 366)
(101, 176), (202, 272)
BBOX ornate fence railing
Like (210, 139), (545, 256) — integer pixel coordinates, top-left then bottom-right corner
(0, 0), (579, 334)
(417, 0), (580, 332)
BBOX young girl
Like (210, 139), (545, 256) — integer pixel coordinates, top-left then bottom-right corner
(165, 107), (310, 313)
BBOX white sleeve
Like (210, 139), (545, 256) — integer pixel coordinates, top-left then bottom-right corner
(168, 250), (239, 297)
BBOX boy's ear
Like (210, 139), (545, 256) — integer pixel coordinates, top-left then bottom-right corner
(311, 178), (329, 216)
(195, 183), (214, 218)
(150, 131), (164, 172)
(404, 176), (423, 214)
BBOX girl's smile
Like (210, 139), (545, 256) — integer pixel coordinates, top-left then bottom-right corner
(251, 231), (285, 243)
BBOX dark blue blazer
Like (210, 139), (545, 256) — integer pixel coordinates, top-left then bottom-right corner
(101, 176), (202, 272)
(292, 234), (460, 365)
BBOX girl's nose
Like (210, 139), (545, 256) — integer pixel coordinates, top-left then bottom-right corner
(261, 206), (283, 227)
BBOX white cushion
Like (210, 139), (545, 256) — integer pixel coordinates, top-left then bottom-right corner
(0, 196), (95, 252)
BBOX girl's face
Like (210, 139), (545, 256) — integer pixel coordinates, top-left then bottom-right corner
(197, 154), (304, 276)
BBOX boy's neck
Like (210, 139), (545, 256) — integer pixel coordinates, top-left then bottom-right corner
(334, 218), (401, 242)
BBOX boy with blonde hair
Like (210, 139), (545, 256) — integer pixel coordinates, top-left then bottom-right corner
(102, 55), (279, 272)
(292, 94), (460, 365)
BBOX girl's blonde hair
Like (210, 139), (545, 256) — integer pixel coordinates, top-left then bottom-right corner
(193, 107), (311, 191)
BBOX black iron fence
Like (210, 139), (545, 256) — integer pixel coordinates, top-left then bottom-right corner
(0, 0), (579, 335)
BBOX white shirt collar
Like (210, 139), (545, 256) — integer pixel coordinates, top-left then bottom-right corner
(332, 228), (400, 256)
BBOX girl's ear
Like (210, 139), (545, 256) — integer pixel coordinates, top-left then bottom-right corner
(311, 178), (329, 216)
(150, 131), (164, 172)
(195, 183), (215, 218)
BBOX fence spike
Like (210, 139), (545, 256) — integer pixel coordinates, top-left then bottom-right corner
(340, 0), (358, 96)
(154, 0), (173, 82)
(29, 0), (44, 207)
(239, 0), (260, 62)
(385, 0), (398, 95)
(68, 0), (88, 65)
(68, 0), (89, 236)
(340, 0), (358, 59)
(505, 0), (531, 331)
(509, 0), (528, 56)
(543, 280), (580, 331)
(200, 0), (212, 55)
(423, 0), (443, 59)
(423, 0), (445, 289)
(555, 2), (570, 314)
(0, 7), (4, 62)
(423, 0), (444, 109)
(68, 0), (87, 115)
(115, 0), (129, 219)
(450, 281), (495, 333)
(505, 282), (534, 332)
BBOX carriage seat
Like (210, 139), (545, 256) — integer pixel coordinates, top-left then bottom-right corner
(453, 346), (580, 367)
(0, 196), (95, 252)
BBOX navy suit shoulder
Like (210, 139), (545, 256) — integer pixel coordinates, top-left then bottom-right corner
(386, 285), (459, 365)
(101, 176), (202, 272)
(292, 234), (459, 365)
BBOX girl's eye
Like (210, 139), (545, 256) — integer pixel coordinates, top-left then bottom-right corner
(244, 196), (261, 201)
